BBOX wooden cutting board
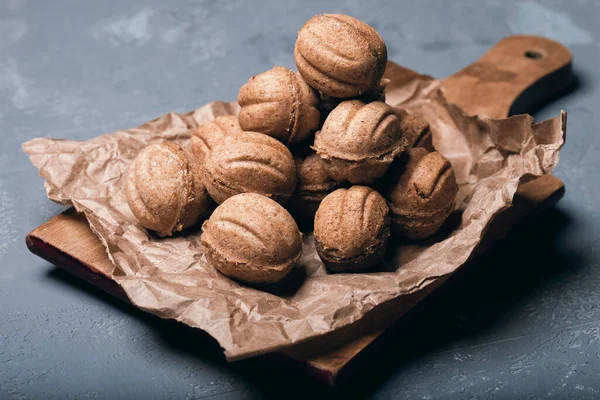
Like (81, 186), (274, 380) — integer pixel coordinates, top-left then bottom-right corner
(26, 35), (572, 385)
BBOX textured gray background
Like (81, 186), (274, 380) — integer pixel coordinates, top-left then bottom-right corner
(2, 0), (600, 398)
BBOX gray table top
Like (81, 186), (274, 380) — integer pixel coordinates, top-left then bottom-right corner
(2, 0), (600, 398)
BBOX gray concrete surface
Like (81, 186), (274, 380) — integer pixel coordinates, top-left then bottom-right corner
(2, 0), (600, 398)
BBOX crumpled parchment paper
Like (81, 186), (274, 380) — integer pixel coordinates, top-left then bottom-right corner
(23, 73), (566, 361)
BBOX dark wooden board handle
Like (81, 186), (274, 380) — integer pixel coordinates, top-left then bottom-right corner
(442, 35), (572, 118)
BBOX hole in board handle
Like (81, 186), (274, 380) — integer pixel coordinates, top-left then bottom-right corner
(525, 50), (543, 59)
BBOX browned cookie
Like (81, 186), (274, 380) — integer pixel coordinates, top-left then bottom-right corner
(201, 193), (302, 285)
(202, 131), (297, 204)
(295, 14), (387, 98)
(238, 66), (321, 144)
(393, 108), (434, 151)
(126, 142), (212, 236)
(287, 152), (340, 221)
(384, 148), (458, 239)
(190, 116), (242, 165)
(313, 100), (407, 184)
(319, 78), (388, 118)
(314, 186), (390, 272)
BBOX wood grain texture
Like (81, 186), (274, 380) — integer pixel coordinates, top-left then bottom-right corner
(442, 35), (572, 119)
(26, 35), (571, 385)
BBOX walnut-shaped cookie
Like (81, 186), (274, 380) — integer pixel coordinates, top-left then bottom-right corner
(319, 78), (388, 118)
(202, 131), (297, 204)
(201, 193), (302, 285)
(190, 116), (242, 165)
(126, 142), (212, 236)
(394, 108), (434, 151)
(286, 152), (340, 221)
(295, 14), (387, 98)
(384, 148), (458, 239)
(314, 186), (390, 272)
(313, 100), (407, 184)
(238, 66), (321, 144)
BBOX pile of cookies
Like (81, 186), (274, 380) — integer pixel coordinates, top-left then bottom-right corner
(126, 14), (458, 285)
